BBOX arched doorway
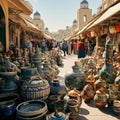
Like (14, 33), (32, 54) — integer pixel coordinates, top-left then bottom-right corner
(0, 5), (6, 53)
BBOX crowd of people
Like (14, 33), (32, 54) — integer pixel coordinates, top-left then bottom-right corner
(59, 37), (96, 59)
(0, 34), (96, 59)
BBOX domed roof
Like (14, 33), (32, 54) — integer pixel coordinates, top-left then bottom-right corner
(34, 11), (40, 16)
(81, 0), (88, 4)
(73, 19), (77, 24)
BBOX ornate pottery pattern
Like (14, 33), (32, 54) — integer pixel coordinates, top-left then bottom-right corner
(99, 38), (116, 84)
(50, 79), (67, 96)
(94, 90), (108, 109)
(21, 77), (50, 100)
(65, 64), (85, 91)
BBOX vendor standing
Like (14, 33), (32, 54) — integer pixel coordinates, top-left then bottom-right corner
(78, 39), (85, 59)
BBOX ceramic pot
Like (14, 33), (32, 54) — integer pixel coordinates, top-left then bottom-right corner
(113, 100), (120, 115)
(50, 79), (67, 96)
(0, 93), (19, 117)
(64, 89), (82, 111)
(85, 74), (95, 87)
(99, 38), (116, 84)
(16, 100), (48, 120)
(64, 99), (79, 115)
(0, 72), (18, 93)
(94, 90), (108, 109)
(47, 95), (64, 112)
(42, 61), (57, 84)
(108, 84), (118, 103)
(0, 102), (16, 117)
(65, 63), (85, 91)
(94, 77), (107, 92)
(46, 109), (68, 120)
(21, 76), (50, 100)
(82, 84), (95, 103)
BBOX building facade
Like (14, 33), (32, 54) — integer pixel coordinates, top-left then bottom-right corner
(77, 0), (92, 30)
(33, 11), (45, 30)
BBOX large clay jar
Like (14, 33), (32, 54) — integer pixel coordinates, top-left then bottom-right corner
(94, 90), (108, 109)
(99, 38), (116, 84)
(50, 79), (67, 97)
(65, 63), (85, 91)
(21, 76), (50, 100)
(16, 100), (48, 120)
(82, 84), (95, 103)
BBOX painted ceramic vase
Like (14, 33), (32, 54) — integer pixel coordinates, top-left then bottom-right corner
(16, 100), (48, 120)
(50, 79), (67, 96)
(65, 63), (85, 91)
(64, 99), (79, 115)
(32, 48), (45, 78)
(99, 38), (116, 84)
(20, 67), (50, 100)
(108, 84), (118, 102)
(47, 95), (64, 112)
(42, 61), (57, 84)
(0, 72), (18, 93)
(94, 90), (108, 109)
(82, 84), (95, 103)
(64, 89), (82, 110)
(21, 76), (50, 100)
(113, 100), (120, 115)
(85, 74), (95, 87)
(46, 109), (68, 120)
(94, 77), (107, 92)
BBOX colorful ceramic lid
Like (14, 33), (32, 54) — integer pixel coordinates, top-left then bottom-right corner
(46, 110), (66, 120)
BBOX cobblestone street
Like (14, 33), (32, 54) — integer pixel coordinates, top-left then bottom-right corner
(58, 55), (120, 120)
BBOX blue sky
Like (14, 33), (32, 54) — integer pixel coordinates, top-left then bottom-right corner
(28, 0), (102, 32)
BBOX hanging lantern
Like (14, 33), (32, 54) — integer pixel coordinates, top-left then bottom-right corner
(91, 31), (95, 37)
(100, 29), (104, 36)
(115, 25), (120, 33)
(109, 25), (115, 34)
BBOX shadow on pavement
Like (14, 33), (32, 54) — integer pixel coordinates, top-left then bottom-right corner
(80, 108), (89, 115)
(74, 115), (88, 120)
(99, 107), (120, 119)
(84, 100), (97, 108)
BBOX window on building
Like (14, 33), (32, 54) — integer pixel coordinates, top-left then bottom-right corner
(83, 15), (87, 22)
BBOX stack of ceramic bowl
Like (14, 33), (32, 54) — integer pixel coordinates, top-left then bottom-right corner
(16, 100), (48, 120)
